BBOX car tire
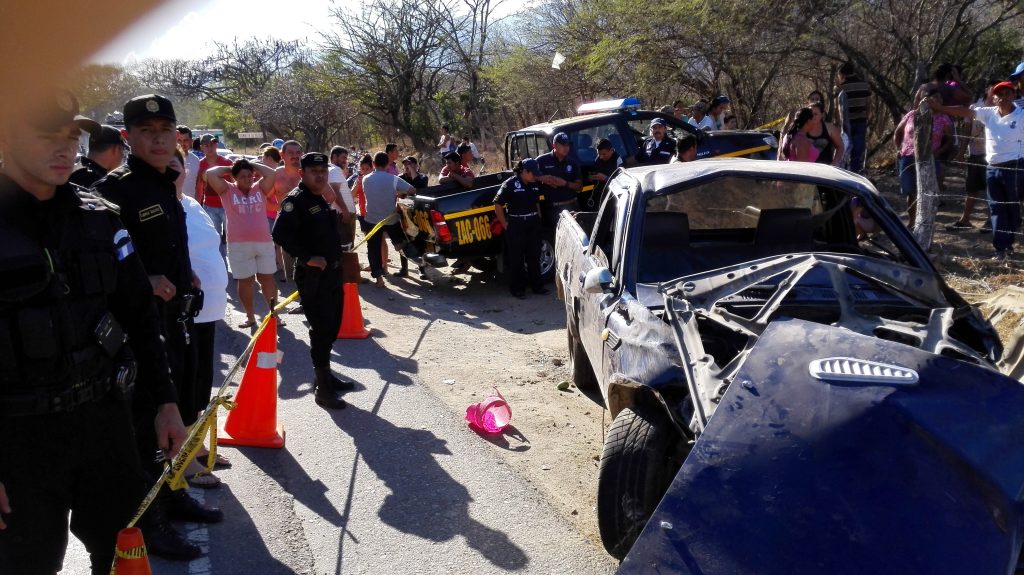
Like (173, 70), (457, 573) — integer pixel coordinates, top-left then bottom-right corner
(567, 330), (597, 390)
(597, 405), (683, 560)
(538, 236), (555, 282)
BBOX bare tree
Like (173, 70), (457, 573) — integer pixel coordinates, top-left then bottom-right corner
(322, 0), (461, 152)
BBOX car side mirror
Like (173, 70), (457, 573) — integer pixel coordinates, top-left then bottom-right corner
(583, 267), (614, 294)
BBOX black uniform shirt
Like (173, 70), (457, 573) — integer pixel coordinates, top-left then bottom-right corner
(93, 155), (192, 293)
(399, 172), (429, 190)
(0, 176), (177, 405)
(493, 175), (541, 216)
(536, 151), (581, 203)
(272, 183), (343, 265)
(69, 157), (111, 189)
(638, 136), (677, 165)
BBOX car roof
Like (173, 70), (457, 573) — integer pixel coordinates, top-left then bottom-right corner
(622, 159), (879, 196)
(515, 112), (624, 134)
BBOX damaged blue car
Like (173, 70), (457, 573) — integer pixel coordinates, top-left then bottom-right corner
(554, 159), (1024, 573)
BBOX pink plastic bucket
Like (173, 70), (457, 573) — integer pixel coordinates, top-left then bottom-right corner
(465, 387), (512, 433)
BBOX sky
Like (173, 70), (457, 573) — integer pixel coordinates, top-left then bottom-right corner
(90, 0), (353, 64)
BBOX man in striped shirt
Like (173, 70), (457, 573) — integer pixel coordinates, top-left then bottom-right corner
(835, 63), (872, 174)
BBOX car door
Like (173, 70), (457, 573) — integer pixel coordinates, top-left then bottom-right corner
(576, 176), (630, 376)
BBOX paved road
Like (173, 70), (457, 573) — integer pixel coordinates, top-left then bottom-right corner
(61, 281), (617, 575)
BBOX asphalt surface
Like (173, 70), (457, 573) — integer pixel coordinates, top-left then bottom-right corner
(60, 282), (617, 575)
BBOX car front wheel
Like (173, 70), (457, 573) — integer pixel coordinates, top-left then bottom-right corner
(597, 404), (686, 560)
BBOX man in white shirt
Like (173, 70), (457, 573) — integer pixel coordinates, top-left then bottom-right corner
(328, 145), (356, 247)
(933, 81), (1024, 260)
(687, 101), (715, 131)
(176, 125), (201, 198)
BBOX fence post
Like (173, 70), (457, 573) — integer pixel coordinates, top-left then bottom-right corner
(912, 100), (938, 250)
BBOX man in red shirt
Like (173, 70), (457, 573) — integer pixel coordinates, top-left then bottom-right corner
(196, 134), (232, 236)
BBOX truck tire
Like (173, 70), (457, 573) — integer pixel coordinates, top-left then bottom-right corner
(567, 330), (598, 390)
(538, 236), (555, 282)
(597, 405), (683, 560)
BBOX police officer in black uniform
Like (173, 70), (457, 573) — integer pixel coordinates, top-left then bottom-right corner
(0, 88), (187, 574)
(272, 152), (352, 410)
(69, 124), (128, 188)
(536, 132), (582, 228)
(637, 117), (676, 164)
(94, 94), (221, 560)
(494, 158), (550, 299)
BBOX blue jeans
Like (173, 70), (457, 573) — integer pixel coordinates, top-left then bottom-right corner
(204, 206), (225, 237)
(985, 160), (1023, 251)
(897, 155), (941, 197)
(849, 120), (868, 174)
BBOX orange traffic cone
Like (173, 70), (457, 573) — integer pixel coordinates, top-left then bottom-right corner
(337, 283), (371, 339)
(111, 527), (151, 575)
(219, 316), (285, 448)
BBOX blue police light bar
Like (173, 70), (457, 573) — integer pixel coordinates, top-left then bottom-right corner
(577, 97), (642, 115)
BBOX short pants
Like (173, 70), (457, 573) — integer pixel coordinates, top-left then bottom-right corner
(227, 241), (277, 279)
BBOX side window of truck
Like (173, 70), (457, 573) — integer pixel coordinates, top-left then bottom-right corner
(591, 178), (629, 272)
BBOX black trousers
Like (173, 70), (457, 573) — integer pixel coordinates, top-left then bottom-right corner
(365, 219), (419, 278)
(0, 395), (143, 575)
(295, 264), (343, 369)
(504, 215), (543, 295)
(187, 320), (217, 421)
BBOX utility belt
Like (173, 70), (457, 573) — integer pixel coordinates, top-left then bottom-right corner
(0, 359), (136, 417)
(507, 212), (539, 219)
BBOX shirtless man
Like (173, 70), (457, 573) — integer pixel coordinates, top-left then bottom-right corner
(272, 140), (303, 282)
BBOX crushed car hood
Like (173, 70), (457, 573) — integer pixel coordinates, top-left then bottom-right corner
(618, 318), (1024, 575)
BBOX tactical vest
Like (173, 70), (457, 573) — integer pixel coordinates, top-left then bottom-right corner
(0, 193), (120, 392)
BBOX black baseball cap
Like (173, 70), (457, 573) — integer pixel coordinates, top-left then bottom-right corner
(456, 144), (472, 154)
(443, 151), (461, 162)
(300, 152), (330, 168)
(552, 132), (571, 146)
(199, 134), (218, 144)
(123, 94), (176, 126)
(90, 125), (127, 149)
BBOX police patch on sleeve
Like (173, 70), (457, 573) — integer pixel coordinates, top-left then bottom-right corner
(114, 229), (135, 261)
(282, 201), (294, 212)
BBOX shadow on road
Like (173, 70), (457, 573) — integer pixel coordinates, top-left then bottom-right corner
(330, 402), (530, 572)
(242, 444), (345, 529)
(471, 424), (531, 452)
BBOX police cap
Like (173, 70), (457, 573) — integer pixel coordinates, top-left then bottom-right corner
(20, 87), (99, 134)
(521, 158), (541, 176)
(649, 118), (667, 127)
(552, 132), (571, 146)
(90, 125), (128, 149)
(300, 152), (330, 168)
(123, 94), (176, 126)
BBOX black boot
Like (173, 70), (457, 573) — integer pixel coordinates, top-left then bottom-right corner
(165, 488), (224, 523)
(314, 368), (347, 409)
(140, 499), (202, 561)
(326, 369), (355, 392)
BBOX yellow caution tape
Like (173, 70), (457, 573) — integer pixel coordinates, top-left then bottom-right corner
(125, 290), (300, 529)
(351, 213), (397, 251)
(754, 116), (786, 130)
